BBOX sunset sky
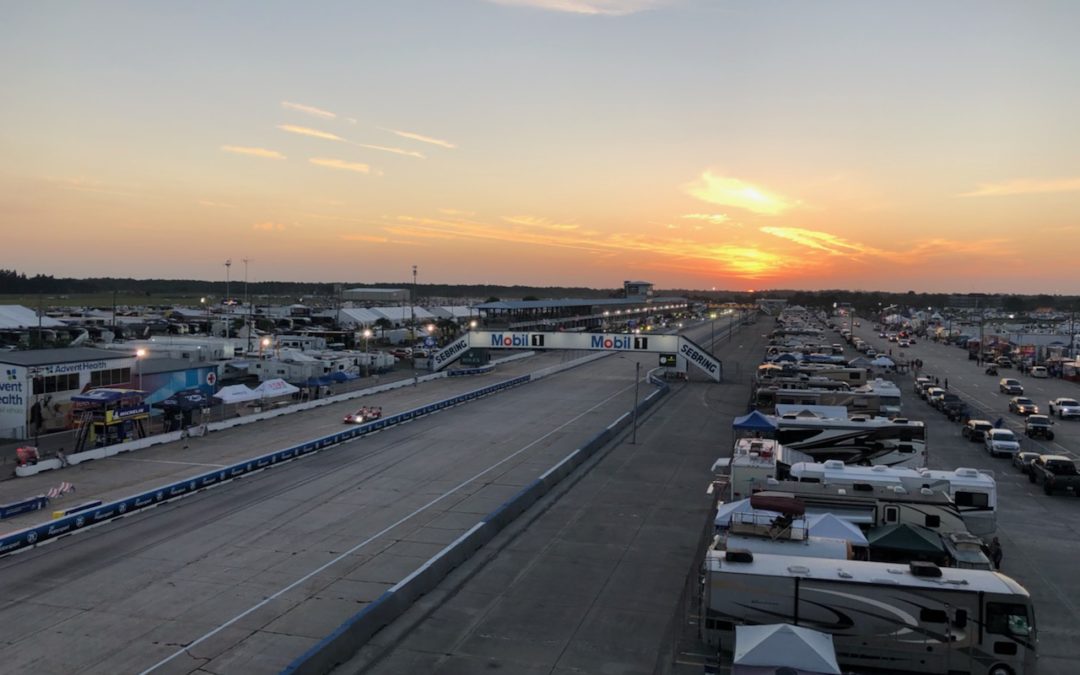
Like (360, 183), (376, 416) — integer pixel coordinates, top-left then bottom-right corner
(3, 1), (1079, 293)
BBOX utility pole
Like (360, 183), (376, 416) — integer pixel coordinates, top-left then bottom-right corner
(632, 361), (640, 444)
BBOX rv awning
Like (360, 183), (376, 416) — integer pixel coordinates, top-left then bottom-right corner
(733, 624), (841, 674)
(714, 499), (781, 529)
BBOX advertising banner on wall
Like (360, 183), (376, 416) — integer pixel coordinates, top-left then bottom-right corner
(0, 365), (28, 439)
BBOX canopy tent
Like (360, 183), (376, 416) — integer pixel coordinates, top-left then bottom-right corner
(806, 512), (869, 546)
(848, 356), (873, 368)
(255, 378), (300, 397)
(772, 353), (800, 362)
(328, 371), (359, 382)
(733, 624), (841, 674)
(153, 389), (212, 411)
(732, 411), (777, 433)
(867, 523), (944, 555)
(212, 384), (260, 404)
(871, 355), (896, 367)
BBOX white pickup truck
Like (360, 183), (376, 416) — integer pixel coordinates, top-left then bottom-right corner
(1048, 397), (1080, 419)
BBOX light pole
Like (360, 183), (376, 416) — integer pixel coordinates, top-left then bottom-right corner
(362, 328), (372, 376)
(136, 348), (146, 391)
(710, 312), (717, 352)
(729, 309), (735, 342)
(411, 264), (418, 347)
(632, 360), (640, 444)
(224, 259), (232, 340)
(243, 258), (252, 353)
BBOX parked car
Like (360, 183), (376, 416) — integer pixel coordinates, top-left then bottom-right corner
(1029, 365), (1049, 378)
(985, 428), (1021, 457)
(1049, 397), (1080, 419)
(996, 356), (1014, 368)
(962, 419), (994, 442)
(926, 387), (947, 409)
(1009, 397), (1039, 415)
(999, 378), (1023, 395)
(913, 375), (933, 395)
(897, 339), (910, 348)
(1012, 451), (1041, 474)
(1029, 455), (1080, 496)
(1025, 414), (1055, 440)
(938, 393), (964, 418)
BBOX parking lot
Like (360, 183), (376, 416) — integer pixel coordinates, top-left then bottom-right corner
(849, 323), (1080, 673)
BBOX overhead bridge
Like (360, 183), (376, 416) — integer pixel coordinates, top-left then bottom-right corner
(432, 330), (722, 382)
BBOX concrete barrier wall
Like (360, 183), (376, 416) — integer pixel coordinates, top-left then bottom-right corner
(0, 375), (532, 558)
(281, 375), (672, 675)
(0, 495), (48, 520)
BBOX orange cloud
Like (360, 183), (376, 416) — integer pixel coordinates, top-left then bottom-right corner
(356, 143), (425, 159)
(281, 101), (337, 119)
(487, 0), (671, 15)
(386, 213), (804, 279)
(682, 213), (729, 224)
(252, 221), (286, 231)
(684, 171), (798, 215)
(220, 145), (286, 160)
(383, 128), (457, 149)
(309, 157), (371, 174)
(759, 226), (878, 256)
(277, 125), (346, 142)
(959, 177), (1080, 197)
(501, 215), (579, 231)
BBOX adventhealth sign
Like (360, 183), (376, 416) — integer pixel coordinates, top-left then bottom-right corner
(431, 331), (721, 381)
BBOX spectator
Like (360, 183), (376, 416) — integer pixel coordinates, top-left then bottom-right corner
(988, 537), (1003, 570)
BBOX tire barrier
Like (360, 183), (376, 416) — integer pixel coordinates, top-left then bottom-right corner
(281, 376), (671, 675)
(0, 375), (532, 559)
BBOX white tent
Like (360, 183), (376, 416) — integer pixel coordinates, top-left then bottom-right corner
(733, 624), (841, 674)
(254, 378), (300, 398)
(806, 512), (870, 546)
(213, 384), (260, 404)
(871, 355), (895, 367)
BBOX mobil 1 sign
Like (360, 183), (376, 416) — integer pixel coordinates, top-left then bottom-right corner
(470, 331), (680, 353)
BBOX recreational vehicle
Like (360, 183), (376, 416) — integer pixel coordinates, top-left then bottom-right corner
(772, 413), (927, 468)
(701, 551), (1036, 675)
(789, 461), (996, 535)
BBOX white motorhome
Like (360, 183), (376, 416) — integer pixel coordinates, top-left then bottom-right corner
(702, 551), (1036, 675)
(772, 413), (927, 469)
(789, 461), (996, 535)
(745, 480), (973, 535)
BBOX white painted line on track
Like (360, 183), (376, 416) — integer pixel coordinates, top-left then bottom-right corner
(139, 381), (632, 674)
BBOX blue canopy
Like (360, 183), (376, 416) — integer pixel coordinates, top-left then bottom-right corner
(328, 371), (359, 382)
(732, 410), (777, 432)
(303, 376), (334, 386)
